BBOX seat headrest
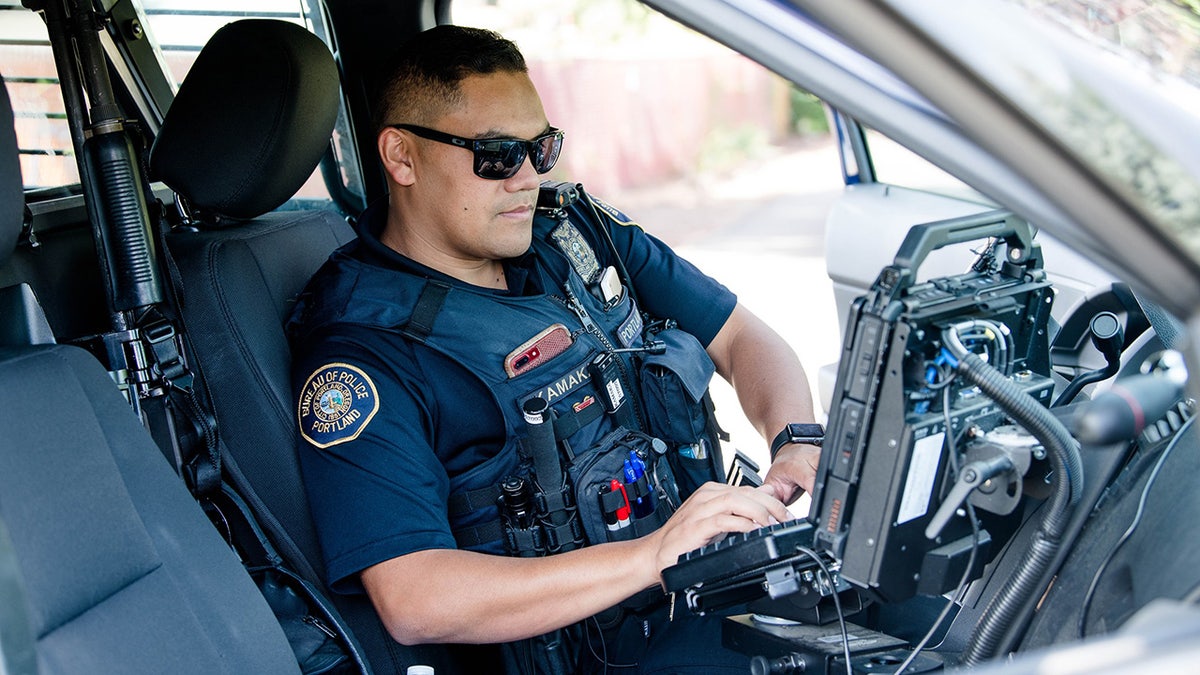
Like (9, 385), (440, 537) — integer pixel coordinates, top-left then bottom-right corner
(150, 20), (340, 223)
(1, 74), (24, 269)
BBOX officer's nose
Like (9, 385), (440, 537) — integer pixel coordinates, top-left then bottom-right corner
(506, 151), (542, 192)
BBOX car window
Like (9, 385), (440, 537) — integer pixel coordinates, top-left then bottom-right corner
(143, 0), (313, 83)
(1, 0), (362, 208)
(0, 3), (77, 190)
(1004, 0), (1200, 89)
(451, 0), (830, 197)
(864, 127), (987, 202)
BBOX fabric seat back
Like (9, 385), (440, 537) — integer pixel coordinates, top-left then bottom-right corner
(0, 67), (301, 675)
(150, 19), (454, 673)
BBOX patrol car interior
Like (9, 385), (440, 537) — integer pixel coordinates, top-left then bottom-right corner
(2, 1), (1199, 674)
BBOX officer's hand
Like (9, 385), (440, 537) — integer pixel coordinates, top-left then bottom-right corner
(647, 482), (790, 578)
(762, 443), (821, 506)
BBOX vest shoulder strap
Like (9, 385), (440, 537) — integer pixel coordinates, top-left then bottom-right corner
(401, 280), (451, 342)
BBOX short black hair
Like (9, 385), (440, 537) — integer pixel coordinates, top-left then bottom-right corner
(372, 25), (528, 134)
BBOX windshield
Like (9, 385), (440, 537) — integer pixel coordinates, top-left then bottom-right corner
(895, 0), (1200, 265)
(1008, 0), (1200, 89)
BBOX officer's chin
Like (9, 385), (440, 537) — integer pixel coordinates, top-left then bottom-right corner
(496, 230), (533, 258)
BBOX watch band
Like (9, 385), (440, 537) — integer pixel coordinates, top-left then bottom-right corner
(770, 422), (825, 461)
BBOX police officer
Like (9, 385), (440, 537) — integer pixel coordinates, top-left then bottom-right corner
(289, 25), (822, 673)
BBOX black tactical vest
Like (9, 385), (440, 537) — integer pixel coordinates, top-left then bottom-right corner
(291, 189), (726, 557)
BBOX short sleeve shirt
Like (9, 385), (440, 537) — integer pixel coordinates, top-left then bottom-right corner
(290, 198), (737, 593)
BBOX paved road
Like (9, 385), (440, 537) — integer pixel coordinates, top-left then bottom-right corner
(610, 137), (845, 492)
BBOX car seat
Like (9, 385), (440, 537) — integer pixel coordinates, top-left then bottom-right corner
(149, 19), (456, 673)
(0, 68), (301, 675)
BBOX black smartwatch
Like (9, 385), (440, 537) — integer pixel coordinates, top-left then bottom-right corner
(770, 423), (825, 461)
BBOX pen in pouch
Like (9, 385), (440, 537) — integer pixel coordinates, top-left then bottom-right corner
(612, 478), (631, 529)
(599, 482), (622, 532)
(624, 456), (654, 519)
(629, 450), (656, 516)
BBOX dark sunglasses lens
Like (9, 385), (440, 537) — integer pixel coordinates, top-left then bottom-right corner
(472, 132), (562, 179)
(474, 140), (525, 179)
(532, 133), (563, 174)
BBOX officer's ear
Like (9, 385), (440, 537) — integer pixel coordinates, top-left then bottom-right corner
(378, 127), (417, 187)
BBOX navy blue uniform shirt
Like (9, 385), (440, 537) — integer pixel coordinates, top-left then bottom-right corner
(290, 197), (736, 593)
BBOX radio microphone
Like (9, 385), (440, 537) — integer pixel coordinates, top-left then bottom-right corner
(609, 340), (666, 355)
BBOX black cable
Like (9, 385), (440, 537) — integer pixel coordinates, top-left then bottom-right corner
(926, 363), (956, 391)
(797, 546), (852, 675)
(957, 319), (1012, 376)
(584, 615), (637, 672)
(957, 329), (996, 370)
(1076, 415), (1194, 638)
(899, 506), (980, 674)
(970, 238), (1000, 274)
(895, 383), (981, 674)
(588, 615), (608, 675)
(1053, 354), (1121, 408)
(577, 186), (643, 313)
(946, 324), (1082, 664)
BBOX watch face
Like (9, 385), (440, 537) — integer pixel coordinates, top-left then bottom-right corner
(772, 424), (825, 458)
(789, 423), (825, 440)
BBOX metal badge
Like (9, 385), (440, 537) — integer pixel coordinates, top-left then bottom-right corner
(550, 219), (601, 284)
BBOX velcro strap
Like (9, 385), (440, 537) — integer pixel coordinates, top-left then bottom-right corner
(505, 525), (545, 557)
(448, 484), (501, 517)
(553, 401), (604, 439)
(599, 487), (626, 513)
(452, 519), (505, 549)
(403, 281), (450, 341)
(537, 488), (572, 514)
(542, 518), (584, 551)
(624, 473), (652, 501)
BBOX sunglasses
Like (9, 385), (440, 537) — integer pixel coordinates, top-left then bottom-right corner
(390, 124), (564, 180)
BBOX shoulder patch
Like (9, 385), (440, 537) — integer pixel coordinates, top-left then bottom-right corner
(587, 195), (641, 229)
(297, 363), (380, 449)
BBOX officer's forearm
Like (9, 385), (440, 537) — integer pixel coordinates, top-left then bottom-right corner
(709, 303), (817, 441)
(361, 540), (658, 645)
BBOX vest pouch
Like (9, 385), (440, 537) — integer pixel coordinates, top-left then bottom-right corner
(626, 451), (684, 609)
(639, 327), (725, 495)
(533, 477), (586, 553)
(568, 428), (678, 547)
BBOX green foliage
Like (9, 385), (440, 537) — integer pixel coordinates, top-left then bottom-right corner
(696, 124), (770, 174)
(790, 88), (829, 137)
(1172, 0), (1200, 17)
